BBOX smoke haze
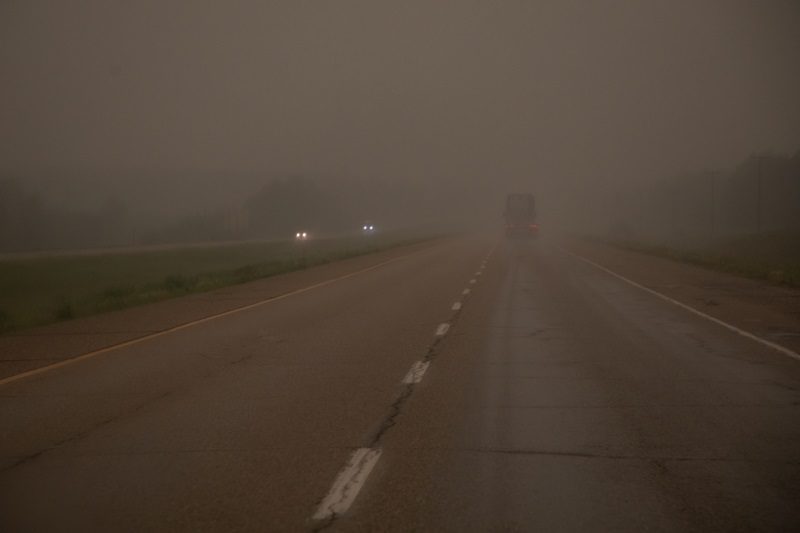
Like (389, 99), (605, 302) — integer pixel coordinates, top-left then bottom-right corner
(1, 1), (799, 247)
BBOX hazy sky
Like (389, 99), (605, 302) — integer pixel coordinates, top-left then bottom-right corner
(2, 1), (799, 203)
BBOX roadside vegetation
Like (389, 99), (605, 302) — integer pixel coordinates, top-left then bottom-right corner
(604, 231), (800, 288)
(0, 233), (430, 334)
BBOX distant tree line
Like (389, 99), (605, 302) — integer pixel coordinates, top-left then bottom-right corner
(610, 151), (800, 243)
(0, 179), (131, 252)
(3, 151), (797, 252)
(140, 174), (497, 244)
(0, 173), (496, 252)
(145, 175), (423, 244)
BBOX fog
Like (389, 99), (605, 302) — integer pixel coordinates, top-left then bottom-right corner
(1, 1), (799, 250)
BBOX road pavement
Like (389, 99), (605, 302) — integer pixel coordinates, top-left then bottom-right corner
(1, 236), (799, 532)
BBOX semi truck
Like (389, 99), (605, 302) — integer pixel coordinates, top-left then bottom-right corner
(504, 193), (538, 237)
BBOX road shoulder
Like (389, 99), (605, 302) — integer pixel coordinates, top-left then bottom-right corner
(563, 238), (800, 357)
(0, 238), (444, 381)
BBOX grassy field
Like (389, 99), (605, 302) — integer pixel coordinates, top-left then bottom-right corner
(0, 233), (430, 334)
(604, 231), (800, 288)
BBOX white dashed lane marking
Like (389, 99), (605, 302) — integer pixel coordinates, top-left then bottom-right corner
(313, 448), (382, 520)
(313, 249), (495, 523)
(402, 361), (430, 384)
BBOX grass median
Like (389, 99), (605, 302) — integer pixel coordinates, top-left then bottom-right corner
(0, 232), (432, 334)
(601, 231), (800, 288)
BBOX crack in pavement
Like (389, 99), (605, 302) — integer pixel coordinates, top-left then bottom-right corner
(313, 275), (474, 530)
(311, 448), (383, 529)
(466, 447), (800, 464)
(366, 333), (450, 449)
(1, 389), (174, 473)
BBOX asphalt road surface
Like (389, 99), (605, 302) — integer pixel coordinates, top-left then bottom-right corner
(2, 236), (799, 532)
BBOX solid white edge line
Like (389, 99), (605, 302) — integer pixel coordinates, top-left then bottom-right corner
(560, 247), (800, 362)
(402, 361), (430, 384)
(436, 323), (450, 336)
(313, 448), (382, 520)
(452, 302), (462, 311)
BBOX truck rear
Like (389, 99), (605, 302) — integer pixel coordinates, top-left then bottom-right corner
(504, 193), (538, 237)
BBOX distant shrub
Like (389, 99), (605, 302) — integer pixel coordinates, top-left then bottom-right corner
(93, 285), (138, 312)
(233, 265), (259, 283)
(163, 274), (197, 291)
(101, 286), (135, 300)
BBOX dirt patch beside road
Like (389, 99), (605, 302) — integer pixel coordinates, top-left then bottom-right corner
(564, 238), (800, 357)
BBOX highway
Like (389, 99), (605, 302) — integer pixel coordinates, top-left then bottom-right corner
(1, 236), (799, 532)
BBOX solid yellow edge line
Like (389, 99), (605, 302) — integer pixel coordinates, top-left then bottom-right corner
(0, 250), (421, 388)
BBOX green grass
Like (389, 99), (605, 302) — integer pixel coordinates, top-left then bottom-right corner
(0, 233), (431, 334)
(603, 231), (800, 288)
